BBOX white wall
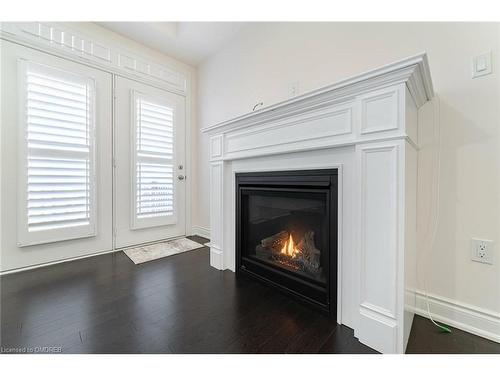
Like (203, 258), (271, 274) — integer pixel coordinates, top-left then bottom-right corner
(194, 23), (500, 318)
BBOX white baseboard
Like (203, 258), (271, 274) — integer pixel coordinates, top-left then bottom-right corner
(1, 235), (197, 275)
(414, 289), (500, 344)
(191, 225), (210, 240)
(0, 248), (120, 276)
(209, 246), (223, 270)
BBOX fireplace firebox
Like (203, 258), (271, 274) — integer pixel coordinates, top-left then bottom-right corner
(236, 169), (338, 317)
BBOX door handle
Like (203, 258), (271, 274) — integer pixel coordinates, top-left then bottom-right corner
(178, 175), (185, 181)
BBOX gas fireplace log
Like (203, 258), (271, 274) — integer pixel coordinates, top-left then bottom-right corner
(255, 244), (273, 259)
(257, 230), (323, 280)
(297, 230), (321, 269)
(260, 230), (289, 252)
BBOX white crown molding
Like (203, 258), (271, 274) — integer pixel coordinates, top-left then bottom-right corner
(0, 22), (188, 95)
(201, 53), (434, 135)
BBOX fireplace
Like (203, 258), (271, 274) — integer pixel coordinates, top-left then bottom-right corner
(204, 55), (434, 352)
(236, 169), (338, 317)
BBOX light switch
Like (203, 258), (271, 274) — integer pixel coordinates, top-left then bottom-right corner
(472, 51), (492, 78)
(476, 57), (487, 72)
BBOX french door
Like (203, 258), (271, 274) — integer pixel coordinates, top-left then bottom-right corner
(114, 76), (186, 248)
(0, 41), (186, 272)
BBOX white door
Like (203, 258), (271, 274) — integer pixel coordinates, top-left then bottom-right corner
(114, 76), (186, 248)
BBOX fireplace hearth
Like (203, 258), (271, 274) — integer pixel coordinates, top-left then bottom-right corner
(236, 170), (338, 317)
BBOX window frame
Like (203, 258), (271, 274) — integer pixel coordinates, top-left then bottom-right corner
(17, 59), (97, 247)
(130, 90), (178, 230)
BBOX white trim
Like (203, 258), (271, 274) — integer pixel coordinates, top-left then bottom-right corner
(0, 247), (120, 276)
(210, 246), (224, 270)
(184, 79), (193, 243)
(192, 225), (210, 239)
(209, 161), (224, 270)
(0, 22), (187, 95)
(413, 290), (500, 344)
(0, 233), (196, 276)
(114, 234), (186, 251)
(336, 164), (344, 325)
(358, 143), (399, 319)
(111, 75), (117, 251)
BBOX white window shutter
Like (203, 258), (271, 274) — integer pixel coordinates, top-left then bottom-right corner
(18, 61), (96, 246)
(132, 93), (176, 229)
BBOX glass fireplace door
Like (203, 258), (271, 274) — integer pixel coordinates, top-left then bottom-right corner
(241, 189), (329, 284)
(236, 169), (337, 314)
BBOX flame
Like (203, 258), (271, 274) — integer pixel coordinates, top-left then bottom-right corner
(281, 234), (300, 258)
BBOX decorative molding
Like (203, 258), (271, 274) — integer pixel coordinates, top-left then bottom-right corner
(224, 102), (354, 158)
(210, 135), (224, 161)
(192, 225), (210, 240)
(360, 87), (400, 135)
(209, 162), (224, 270)
(358, 143), (399, 319)
(413, 290), (500, 344)
(406, 58), (434, 108)
(358, 305), (397, 353)
(0, 22), (187, 95)
(202, 53), (434, 135)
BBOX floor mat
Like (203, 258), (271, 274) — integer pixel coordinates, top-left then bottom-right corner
(123, 237), (205, 264)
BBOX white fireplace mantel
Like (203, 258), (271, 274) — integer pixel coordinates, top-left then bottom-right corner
(201, 53), (434, 354)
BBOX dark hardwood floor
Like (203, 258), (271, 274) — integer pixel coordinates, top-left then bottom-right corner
(406, 315), (500, 354)
(1, 236), (498, 354)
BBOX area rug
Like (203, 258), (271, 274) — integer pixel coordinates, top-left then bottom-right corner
(123, 238), (205, 265)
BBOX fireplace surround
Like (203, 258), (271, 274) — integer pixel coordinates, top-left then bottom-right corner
(236, 169), (338, 316)
(201, 54), (434, 353)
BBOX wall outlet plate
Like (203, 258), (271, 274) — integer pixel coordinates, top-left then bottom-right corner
(472, 51), (492, 78)
(471, 238), (493, 264)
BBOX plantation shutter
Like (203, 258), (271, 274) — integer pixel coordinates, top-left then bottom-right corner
(18, 61), (96, 246)
(133, 94), (175, 228)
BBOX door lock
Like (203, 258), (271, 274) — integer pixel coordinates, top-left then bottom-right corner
(178, 175), (185, 181)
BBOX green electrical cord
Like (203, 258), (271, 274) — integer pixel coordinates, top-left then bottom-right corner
(422, 95), (451, 335)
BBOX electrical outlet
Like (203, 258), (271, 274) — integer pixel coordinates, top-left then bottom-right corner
(471, 238), (493, 264)
(472, 51), (492, 78)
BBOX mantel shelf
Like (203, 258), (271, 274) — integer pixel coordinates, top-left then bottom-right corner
(201, 53), (433, 135)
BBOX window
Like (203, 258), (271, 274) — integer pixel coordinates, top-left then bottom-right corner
(18, 61), (96, 246)
(132, 92), (175, 229)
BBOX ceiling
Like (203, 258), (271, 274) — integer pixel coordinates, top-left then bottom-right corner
(97, 22), (247, 66)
